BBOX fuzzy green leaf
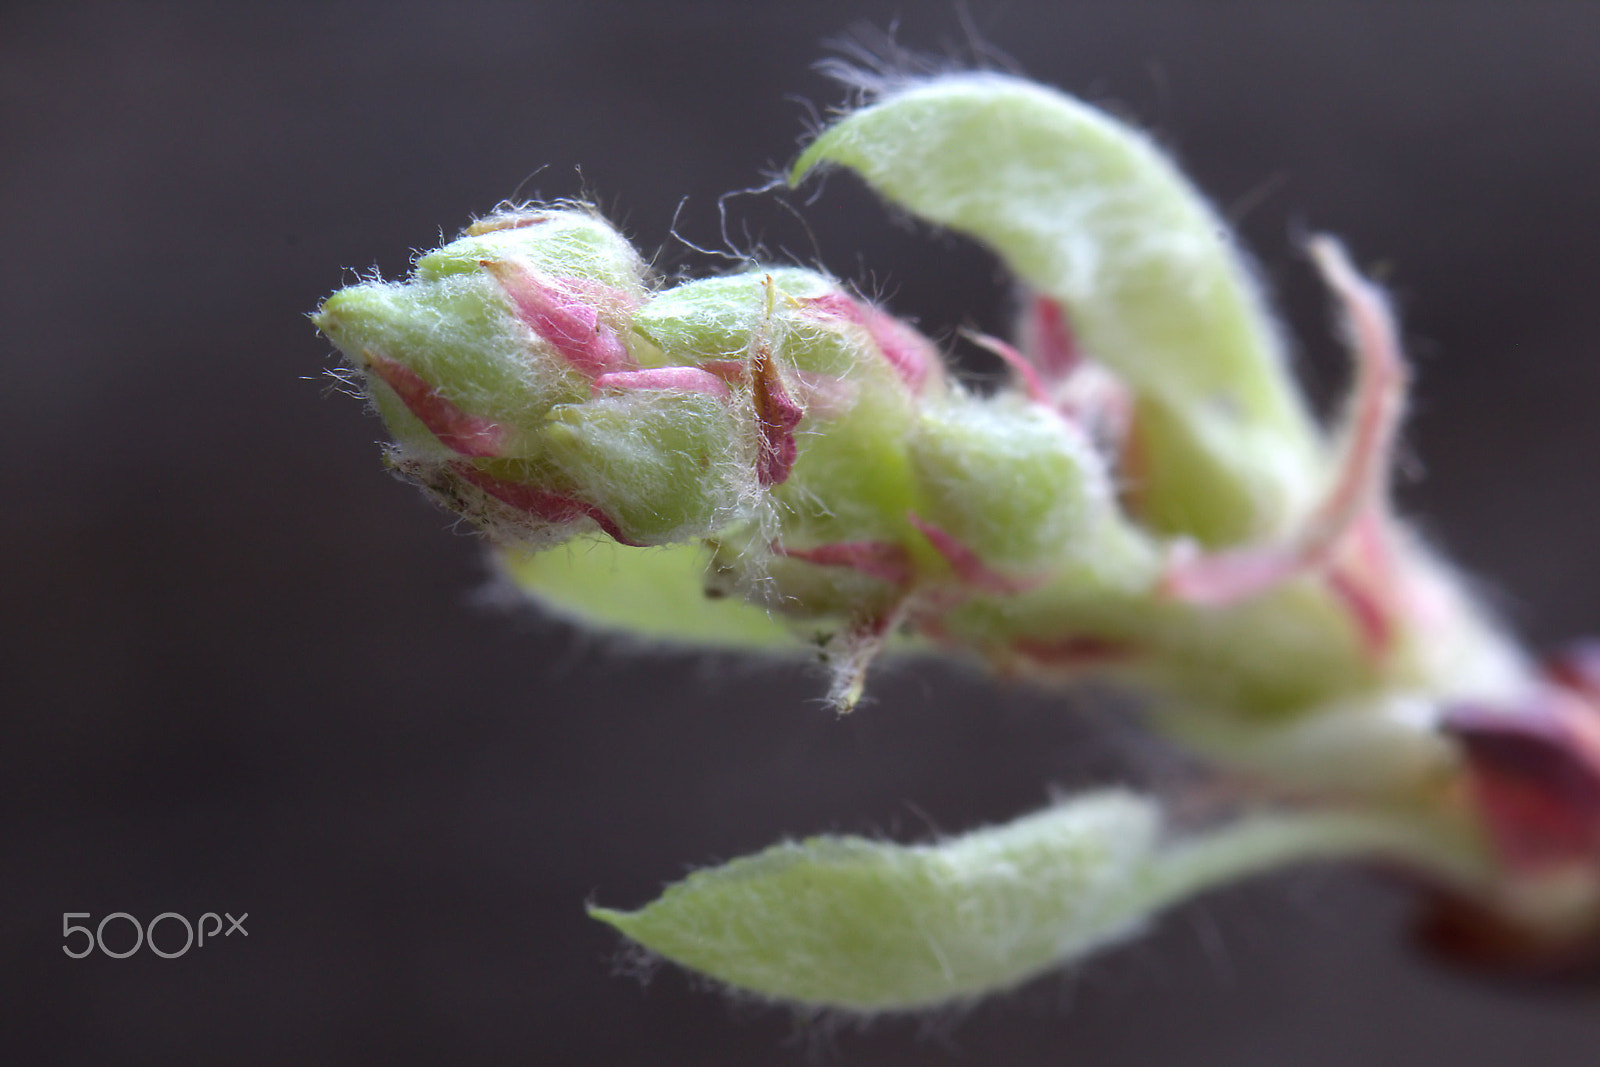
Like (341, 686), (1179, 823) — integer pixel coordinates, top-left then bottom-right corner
(592, 792), (1159, 1012)
(592, 794), (1485, 1013)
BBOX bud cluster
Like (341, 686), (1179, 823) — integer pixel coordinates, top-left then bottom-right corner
(315, 97), (1521, 765)
(317, 71), (1600, 1007)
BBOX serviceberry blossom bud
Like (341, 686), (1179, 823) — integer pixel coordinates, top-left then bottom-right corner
(318, 68), (1600, 1010)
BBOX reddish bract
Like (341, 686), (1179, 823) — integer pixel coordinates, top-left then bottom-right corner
(451, 462), (641, 547)
(485, 260), (636, 379)
(363, 350), (509, 457)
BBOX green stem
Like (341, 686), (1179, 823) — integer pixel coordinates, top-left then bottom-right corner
(1145, 809), (1489, 914)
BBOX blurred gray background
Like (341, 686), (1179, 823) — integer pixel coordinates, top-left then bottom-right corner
(6, 2), (1600, 1063)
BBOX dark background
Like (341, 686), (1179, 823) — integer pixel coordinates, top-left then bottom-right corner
(6, 2), (1600, 1063)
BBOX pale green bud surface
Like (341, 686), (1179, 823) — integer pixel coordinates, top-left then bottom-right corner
(907, 396), (1125, 572)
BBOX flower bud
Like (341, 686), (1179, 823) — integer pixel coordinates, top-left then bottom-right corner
(315, 209), (969, 563)
(907, 396), (1114, 578)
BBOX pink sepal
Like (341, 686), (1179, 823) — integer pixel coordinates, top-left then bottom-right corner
(593, 367), (732, 400)
(906, 512), (1033, 595)
(1018, 295), (1082, 382)
(484, 259), (635, 379)
(800, 292), (935, 393)
(772, 540), (914, 586)
(451, 462), (642, 547)
(964, 332), (1049, 403)
(364, 350), (509, 457)
(1159, 239), (1410, 661)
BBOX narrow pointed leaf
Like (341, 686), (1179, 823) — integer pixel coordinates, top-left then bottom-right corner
(592, 793), (1485, 1012)
(592, 792), (1158, 1011)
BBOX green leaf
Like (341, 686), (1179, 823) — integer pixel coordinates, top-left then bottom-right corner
(592, 792), (1158, 1011)
(592, 793), (1485, 1013)
(498, 538), (799, 649)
